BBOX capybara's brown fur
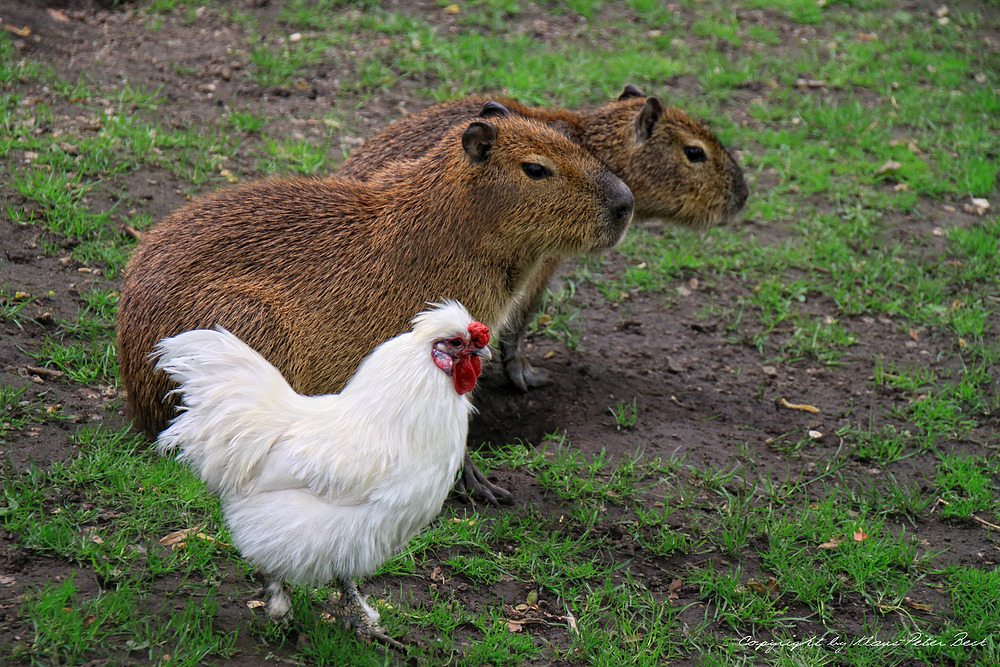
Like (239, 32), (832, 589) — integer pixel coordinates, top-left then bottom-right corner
(117, 107), (634, 439)
(340, 86), (748, 388)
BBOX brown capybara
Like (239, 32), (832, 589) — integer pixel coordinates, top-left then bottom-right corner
(117, 102), (633, 506)
(341, 85), (748, 390)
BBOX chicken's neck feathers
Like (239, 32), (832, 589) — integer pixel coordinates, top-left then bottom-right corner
(279, 330), (473, 498)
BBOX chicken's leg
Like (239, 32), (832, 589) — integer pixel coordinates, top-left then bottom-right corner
(335, 577), (405, 650)
(266, 576), (292, 623)
(453, 449), (515, 506)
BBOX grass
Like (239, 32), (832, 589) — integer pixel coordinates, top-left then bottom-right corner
(609, 398), (639, 431)
(1, 0), (999, 665)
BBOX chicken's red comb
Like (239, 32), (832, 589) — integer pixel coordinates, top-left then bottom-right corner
(468, 322), (490, 348)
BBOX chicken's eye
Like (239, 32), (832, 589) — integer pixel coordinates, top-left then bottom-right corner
(522, 163), (553, 180)
(449, 338), (464, 348)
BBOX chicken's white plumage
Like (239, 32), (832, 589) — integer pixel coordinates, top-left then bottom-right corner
(153, 302), (485, 636)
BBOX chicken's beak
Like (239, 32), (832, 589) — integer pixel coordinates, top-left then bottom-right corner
(473, 346), (492, 361)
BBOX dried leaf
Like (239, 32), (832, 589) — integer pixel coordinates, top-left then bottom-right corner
(443, 4), (460, 13)
(964, 198), (990, 215)
(853, 529), (869, 542)
(779, 397), (821, 413)
(3, 24), (32, 37)
(746, 577), (780, 598)
(667, 578), (683, 601)
(909, 329), (920, 342)
(905, 597), (934, 612)
(506, 619), (523, 633)
(818, 538), (840, 550)
(566, 613), (579, 634)
(876, 159), (902, 176)
(45, 8), (71, 23)
(195, 532), (229, 547)
(159, 525), (204, 547)
(246, 600), (266, 609)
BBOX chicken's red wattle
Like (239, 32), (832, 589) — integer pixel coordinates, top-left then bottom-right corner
(453, 355), (482, 395)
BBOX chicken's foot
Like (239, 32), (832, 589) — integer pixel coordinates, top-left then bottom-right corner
(266, 576), (293, 624)
(335, 578), (406, 651)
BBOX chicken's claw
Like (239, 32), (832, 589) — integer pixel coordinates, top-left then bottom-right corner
(335, 578), (407, 651)
(355, 621), (408, 651)
(453, 450), (514, 506)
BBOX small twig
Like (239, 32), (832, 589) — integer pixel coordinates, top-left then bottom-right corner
(3, 23), (32, 37)
(27, 365), (64, 379)
(971, 514), (1000, 531)
(933, 498), (1000, 531)
(778, 397), (821, 413)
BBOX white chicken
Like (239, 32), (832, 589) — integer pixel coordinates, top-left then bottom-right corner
(153, 301), (491, 646)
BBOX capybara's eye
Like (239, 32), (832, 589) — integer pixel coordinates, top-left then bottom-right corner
(521, 163), (553, 180)
(684, 146), (707, 163)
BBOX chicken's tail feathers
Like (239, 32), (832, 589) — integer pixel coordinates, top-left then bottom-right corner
(152, 327), (297, 494)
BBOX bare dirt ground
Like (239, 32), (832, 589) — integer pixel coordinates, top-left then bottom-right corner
(1, 1), (998, 664)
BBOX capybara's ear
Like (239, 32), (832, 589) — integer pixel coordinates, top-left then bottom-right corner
(635, 96), (664, 144)
(618, 84), (645, 100)
(462, 121), (499, 164)
(478, 101), (510, 119)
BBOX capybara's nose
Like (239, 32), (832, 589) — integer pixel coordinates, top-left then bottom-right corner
(612, 188), (635, 224)
(605, 177), (634, 226)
